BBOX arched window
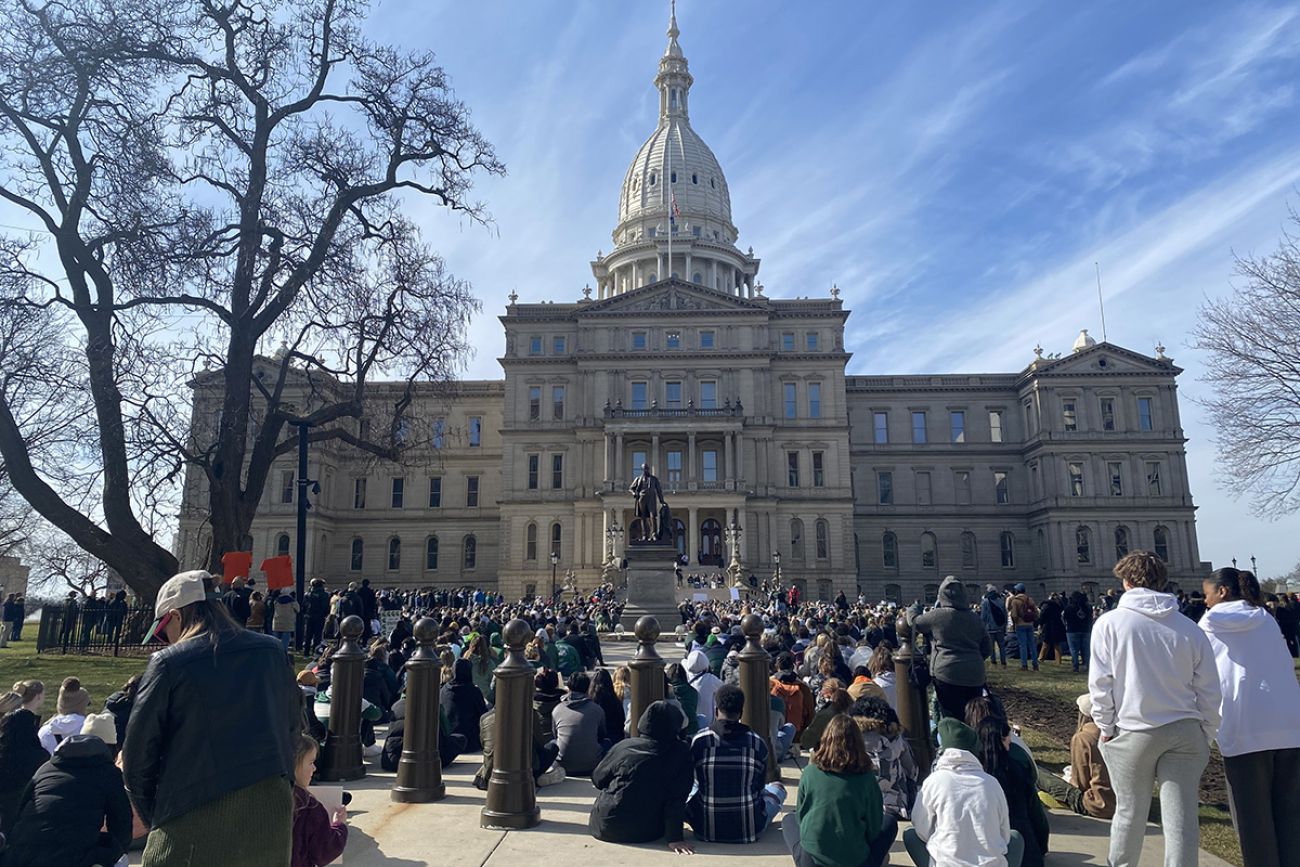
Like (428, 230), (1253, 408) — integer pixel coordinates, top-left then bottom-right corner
(673, 518), (687, 558)
(670, 171), (677, 183)
(692, 173), (698, 184)
(551, 522), (562, 559)
(1037, 528), (1047, 570)
(854, 533), (862, 573)
(884, 583), (902, 604)
(924, 583), (940, 605)
(387, 537), (401, 570)
(276, 533), (290, 557)
(700, 519), (723, 565)
(817, 579), (832, 601)
(1000, 532), (1015, 568)
(425, 537), (439, 570)
(815, 519), (829, 561)
(921, 532), (937, 568)
(693, 272), (703, 284)
(790, 519), (805, 563)
(1114, 526), (1130, 561)
(1153, 526), (1170, 563)
(463, 535), (477, 569)
(525, 522), (537, 561)
(1076, 526), (1092, 564)
(649, 173), (656, 186)
(350, 538), (363, 571)
(882, 532), (898, 569)
(960, 531), (977, 569)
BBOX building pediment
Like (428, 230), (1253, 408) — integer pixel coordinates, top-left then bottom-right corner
(1027, 343), (1181, 377)
(578, 279), (765, 315)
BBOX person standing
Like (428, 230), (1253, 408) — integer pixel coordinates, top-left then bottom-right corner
(910, 577), (991, 720)
(0, 593), (16, 647)
(303, 579), (330, 653)
(10, 594), (25, 640)
(1199, 567), (1300, 867)
(125, 570), (301, 866)
(1037, 594), (1067, 665)
(272, 589), (301, 652)
(1062, 591), (1094, 673)
(1089, 551), (1221, 867)
(981, 585), (1009, 666)
(1007, 585), (1039, 671)
(222, 577), (253, 628)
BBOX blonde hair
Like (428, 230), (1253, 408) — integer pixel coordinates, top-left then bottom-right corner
(1113, 550), (1168, 591)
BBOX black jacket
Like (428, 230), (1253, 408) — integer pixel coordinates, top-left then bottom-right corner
(222, 586), (252, 624)
(0, 708), (48, 833)
(124, 626), (300, 828)
(304, 588), (330, 621)
(103, 689), (135, 751)
(4, 735), (132, 867)
(440, 661), (488, 752)
(589, 701), (693, 844)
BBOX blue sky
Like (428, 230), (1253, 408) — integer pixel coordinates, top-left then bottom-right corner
(369, 0), (1300, 579)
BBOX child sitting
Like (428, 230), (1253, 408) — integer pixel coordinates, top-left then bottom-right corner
(292, 734), (348, 867)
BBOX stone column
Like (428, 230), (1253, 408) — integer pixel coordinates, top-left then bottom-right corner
(628, 616), (666, 738)
(319, 616), (366, 781)
(481, 619), (541, 829)
(652, 433), (661, 477)
(893, 613), (933, 780)
(603, 432), (612, 486)
(688, 506), (699, 565)
(615, 433), (625, 486)
(392, 618), (446, 802)
(687, 431), (697, 490)
(685, 252), (693, 282)
(738, 614), (778, 783)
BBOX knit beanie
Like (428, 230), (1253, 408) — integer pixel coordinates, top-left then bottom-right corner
(57, 677), (90, 716)
(80, 711), (117, 745)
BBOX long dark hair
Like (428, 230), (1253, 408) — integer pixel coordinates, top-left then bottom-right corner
(974, 716), (1013, 786)
(1206, 568), (1263, 607)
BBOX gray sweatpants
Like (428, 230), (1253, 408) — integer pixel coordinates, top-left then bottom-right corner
(1099, 717), (1208, 867)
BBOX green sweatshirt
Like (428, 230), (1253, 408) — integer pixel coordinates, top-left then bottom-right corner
(795, 764), (884, 867)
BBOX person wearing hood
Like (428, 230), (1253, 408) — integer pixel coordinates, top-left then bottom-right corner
(1199, 567), (1300, 867)
(769, 652), (815, 738)
(910, 577), (992, 720)
(4, 715), (133, 867)
(848, 696), (919, 820)
(589, 700), (695, 852)
(980, 585), (1009, 666)
(550, 671), (609, 776)
(904, 718), (1021, 867)
(720, 647), (742, 686)
(440, 658), (488, 752)
(1089, 551), (1221, 867)
(532, 668), (565, 738)
(0, 689), (48, 834)
(38, 676), (90, 754)
(272, 589), (301, 651)
(684, 648), (723, 730)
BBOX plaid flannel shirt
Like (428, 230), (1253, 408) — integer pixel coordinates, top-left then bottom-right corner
(685, 719), (770, 842)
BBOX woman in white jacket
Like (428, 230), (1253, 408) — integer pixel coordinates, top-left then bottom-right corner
(1199, 568), (1300, 867)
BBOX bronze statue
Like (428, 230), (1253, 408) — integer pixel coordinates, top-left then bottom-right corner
(629, 463), (666, 543)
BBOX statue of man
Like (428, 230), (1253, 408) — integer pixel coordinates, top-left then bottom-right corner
(628, 463), (665, 543)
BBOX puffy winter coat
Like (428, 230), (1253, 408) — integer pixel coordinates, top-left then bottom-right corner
(589, 701), (693, 844)
(0, 708), (48, 833)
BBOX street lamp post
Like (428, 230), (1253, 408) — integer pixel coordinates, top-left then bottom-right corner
(293, 422), (320, 652)
(772, 551), (781, 595)
(550, 552), (559, 600)
(1251, 555), (1257, 574)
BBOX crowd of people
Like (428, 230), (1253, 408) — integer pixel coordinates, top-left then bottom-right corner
(1, 551), (1298, 866)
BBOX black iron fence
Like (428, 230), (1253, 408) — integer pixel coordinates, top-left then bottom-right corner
(36, 600), (156, 657)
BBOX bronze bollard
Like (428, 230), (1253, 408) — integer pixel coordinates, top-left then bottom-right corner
(894, 613), (933, 778)
(392, 617), (446, 802)
(627, 615), (665, 738)
(319, 615), (367, 781)
(481, 619), (541, 830)
(737, 614), (778, 783)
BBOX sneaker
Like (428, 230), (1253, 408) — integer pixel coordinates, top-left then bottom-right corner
(537, 764), (566, 787)
(363, 743), (383, 758)
(1032, 664), (1039, 672)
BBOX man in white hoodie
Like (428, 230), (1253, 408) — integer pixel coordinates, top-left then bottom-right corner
(1089, 551), (1221, 867)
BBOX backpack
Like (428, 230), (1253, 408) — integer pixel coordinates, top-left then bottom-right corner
(1020, 598), (1039, 624)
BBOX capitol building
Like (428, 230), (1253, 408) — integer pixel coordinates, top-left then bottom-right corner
(177, 10), (1204, 603)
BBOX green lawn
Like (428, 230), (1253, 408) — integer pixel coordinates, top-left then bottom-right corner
(0, 644), (150, 721)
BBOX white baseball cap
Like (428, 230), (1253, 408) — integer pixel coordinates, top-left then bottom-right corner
(145, 570), (209, 644)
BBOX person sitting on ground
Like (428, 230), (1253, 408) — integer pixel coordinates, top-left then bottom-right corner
(550, 671), (609, 776)
(847, 665), (887, 703)
(782, 713), (898, 867)
(1034, 693), (1116, 820)
(909, 576), (992, 720)
(38, 676), (90, 754)
(380, 697), (466, 773)
(533, 669), (565, 739)
(589, 700), (695, 853)
(4, 713), (133, 867)
(474, 704), (564, 790)
(848, 696), (918, 820)
(684, 648), (723, 729)
(0, 686), (48, 834)
(867, 644), (896, 709)
(291, 733), (348, 867)
(666, 663), (700, 736)
(800, 682), (850, 751)
(905, 718), (1022, 867)
(440, 658), (488, 752)
(770, 652), (815, 738)
(462, 634), (498, 701)
(588, 668), (626, 744)
(806, 651), (839, 709)
(685, 683), (787, 844)
(971, 717), (1046, 867)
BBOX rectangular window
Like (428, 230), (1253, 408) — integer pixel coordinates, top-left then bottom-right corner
(877, 471), (893, 505)
(466, 476), (479, 507)
(873, 412), (888, 444)
(783, 383), (797, 419)
(1146, 461), (1162, 496)
(812, 451), (825, 487)
(1138, 397), (1154, 431)
(989, 410), (1004, 443)
(632, 331), (647, 350)
(781, 332), (795, 351)
(391, 477), (404, 509)
(552, 335), (567, 354)
(699, 381), (717, 409)
(787, 451), (800, 487)
(994, 471), (1009, 504)
(353, 478), (366, 509)
(1063, 401), (1077, 431)
(528, 386), (541, 421)
(1108, 462), (1123, 496)
(631, 382), (648, 410)
(955, 471), (971, 505)
(911, 411), (927, 444)
(1100, 398), (1115, 431)
(528, 336), (542, 355)
(806, 332), (819, 351)
(667, 450), (683, 483)
(665, 381), (683, 408)
(428, 477), (442, 508)
(916, 471), (932, 505)
(468, 416), (481, 447)
(950, 410), (965, 443)
(432, 417), (445, 449)
(527, 454), (539, 490)
(666, 331), (681, 350)
(809, 382), (822, 418)
(702, 450), (718, 482)
(699, 330), (715, 349)
(280, 470), (295, 504)
(1069, 462), (1084, 497)
(552, 454), (564, 489)
(552, 385), (565, 420)
(631, 450), (647, 479)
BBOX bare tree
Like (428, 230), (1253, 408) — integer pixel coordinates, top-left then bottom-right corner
(0, 0), (501, 599)
(1195, 211), (1300, 517)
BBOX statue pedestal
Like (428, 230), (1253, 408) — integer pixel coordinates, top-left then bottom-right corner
(620, 543), (680, 631)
